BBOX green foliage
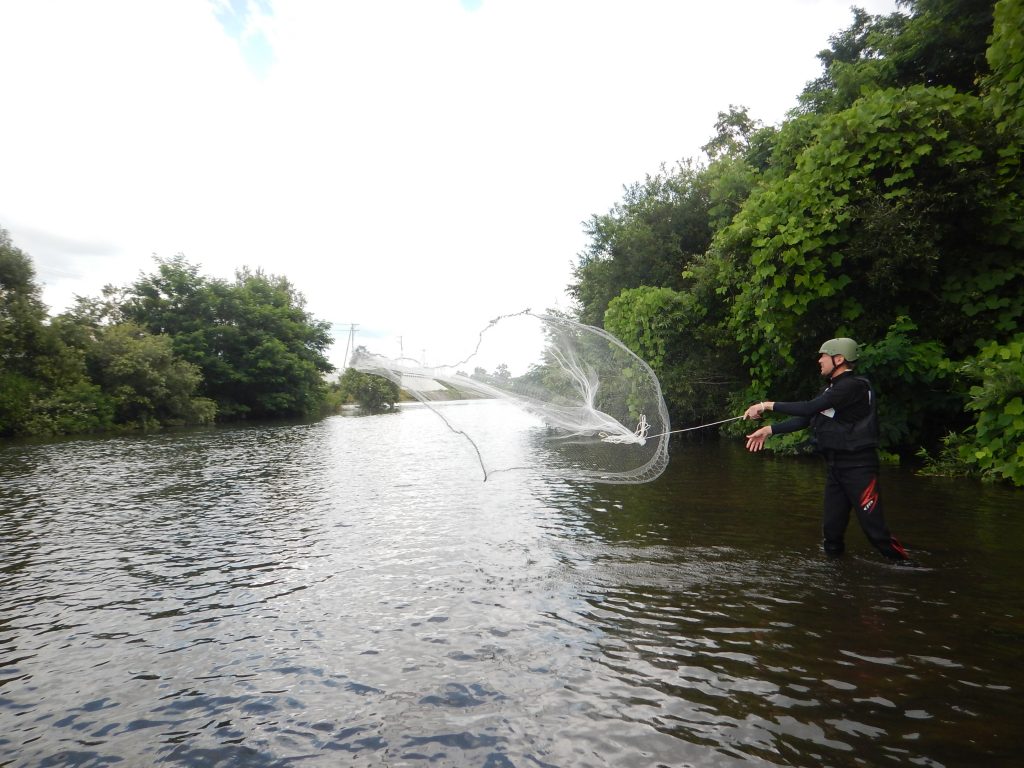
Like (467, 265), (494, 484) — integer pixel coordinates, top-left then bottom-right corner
(123, 257), (334, 419)
(1, 232), (335, 439)
(959, 335), (1024, 485)
(336, 368), (400, 414)
(568, 3), (1024, 483)
(0, 371), (36, 436)
(0, 228), (107, 437)
(760, 112), (828, 182)
(213, 268), (334, 418)
(986, 0), (1024, 134)
(85, 322), (215, 428)
(923, 335), (1024, 485)
(605, 287), (690, 423)
(797, 1), (994, 115)
(885, 0), (995, 93)
(722, 84), (1021, 404)
(605, 287), (685, 372)
(703, 155), (760, 232)
(856, 316), (960, 451)
(0, 230), (45, 435)
(0, 228), (50, 380)
(983, 0), (1024, 264)
(701, 105), (765, 162)
(23, 379), (117, 436)
(570, 162), (713, 326)
(798, 6), (908, 114)
(605, 284), (744, 425)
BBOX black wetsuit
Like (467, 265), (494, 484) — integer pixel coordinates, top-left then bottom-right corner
(770, 371), (909, 561)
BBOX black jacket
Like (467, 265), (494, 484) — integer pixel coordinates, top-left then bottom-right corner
(770, 371), (878, 457)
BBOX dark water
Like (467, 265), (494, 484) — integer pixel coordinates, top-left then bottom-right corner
(2, 404), (1022, 767)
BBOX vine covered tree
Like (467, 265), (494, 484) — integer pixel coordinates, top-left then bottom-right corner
(568, 0), (1024, 484)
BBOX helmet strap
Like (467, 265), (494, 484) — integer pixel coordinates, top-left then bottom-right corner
(830, 355), (852, 378)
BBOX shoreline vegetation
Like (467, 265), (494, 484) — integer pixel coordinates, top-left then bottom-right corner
(2, 1), (1022, 486)
(568, 0), (1023, 487)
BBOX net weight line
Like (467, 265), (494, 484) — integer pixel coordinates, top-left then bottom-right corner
(644, 414), (745, 440)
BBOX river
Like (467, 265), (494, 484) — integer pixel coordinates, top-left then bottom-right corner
(2, 403), (1022, 767)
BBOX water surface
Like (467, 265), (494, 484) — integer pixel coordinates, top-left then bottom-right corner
(2, 404), (1022, 766)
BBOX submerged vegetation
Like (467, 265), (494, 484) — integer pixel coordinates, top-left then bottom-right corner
(571, 0), (1023, 485)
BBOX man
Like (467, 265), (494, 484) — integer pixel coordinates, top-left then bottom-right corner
(743, 338), (911, 564)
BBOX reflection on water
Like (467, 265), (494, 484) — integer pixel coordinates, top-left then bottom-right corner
(2, 404), (1023, 767)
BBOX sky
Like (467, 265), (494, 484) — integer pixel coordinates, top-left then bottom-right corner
(0, 0), (901, 372)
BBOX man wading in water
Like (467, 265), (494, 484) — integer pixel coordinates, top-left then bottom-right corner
(743, 338), (913, 565)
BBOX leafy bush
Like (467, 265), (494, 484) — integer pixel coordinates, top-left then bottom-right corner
(924, 335), (1024, 485)
(23, 380), (117, 436)
(857, 316), (960, 453)
(336, 368), (400, 414)
(605, 285), (743, 426)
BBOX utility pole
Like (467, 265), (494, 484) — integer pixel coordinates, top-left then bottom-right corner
(341, 323), (358, 368)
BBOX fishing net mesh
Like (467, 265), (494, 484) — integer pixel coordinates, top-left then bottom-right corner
(351, 311), (670, 483)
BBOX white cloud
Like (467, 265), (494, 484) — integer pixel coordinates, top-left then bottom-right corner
(0, 0), (901, 369)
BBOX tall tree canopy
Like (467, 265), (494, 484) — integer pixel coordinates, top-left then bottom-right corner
(797, 0), (995, 114)
(569, 162), (713, 327)
(123, 256), (335, 419)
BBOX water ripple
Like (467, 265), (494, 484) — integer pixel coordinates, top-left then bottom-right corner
(2, 417), (1023, 766)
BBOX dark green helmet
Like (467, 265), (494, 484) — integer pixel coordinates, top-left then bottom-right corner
(818, 337), (860, 362)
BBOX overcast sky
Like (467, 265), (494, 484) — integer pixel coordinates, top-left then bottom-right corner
(1, 0), (900, 370)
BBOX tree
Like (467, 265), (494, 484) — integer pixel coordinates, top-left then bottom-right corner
(716, 84), (1022, 452)
(84, 322), (215, 428)
(985, 0), (1024, 135)
(797, 1), (995, 117)
(701, 105), (765, 162)
(123, 257), (335, 419)
(0, 228), (105, 436)
(604, 285), (744, 426)
(797, 7), (910, 115)
(336, 366), (400, 413)
(885, 0), (995, 93)
(916, 0), (1024, 482)
(931, 334), (1024, 485)
(0, 229), (49, 433)
(700, 105), (777, 231)
(570, 162), (713, 326)
(209, 268), (335, 418)
(563, 1), (1022, 482)
(0, 229), (55, 382)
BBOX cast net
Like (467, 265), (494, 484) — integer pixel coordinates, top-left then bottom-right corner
(350, 310), (670, 483)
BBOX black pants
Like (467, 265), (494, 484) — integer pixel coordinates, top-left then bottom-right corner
(822, 459), (908, 560)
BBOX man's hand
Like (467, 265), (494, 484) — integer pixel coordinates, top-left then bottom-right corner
(743, 401), (773, 420)
(745, 426), (772, 452)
